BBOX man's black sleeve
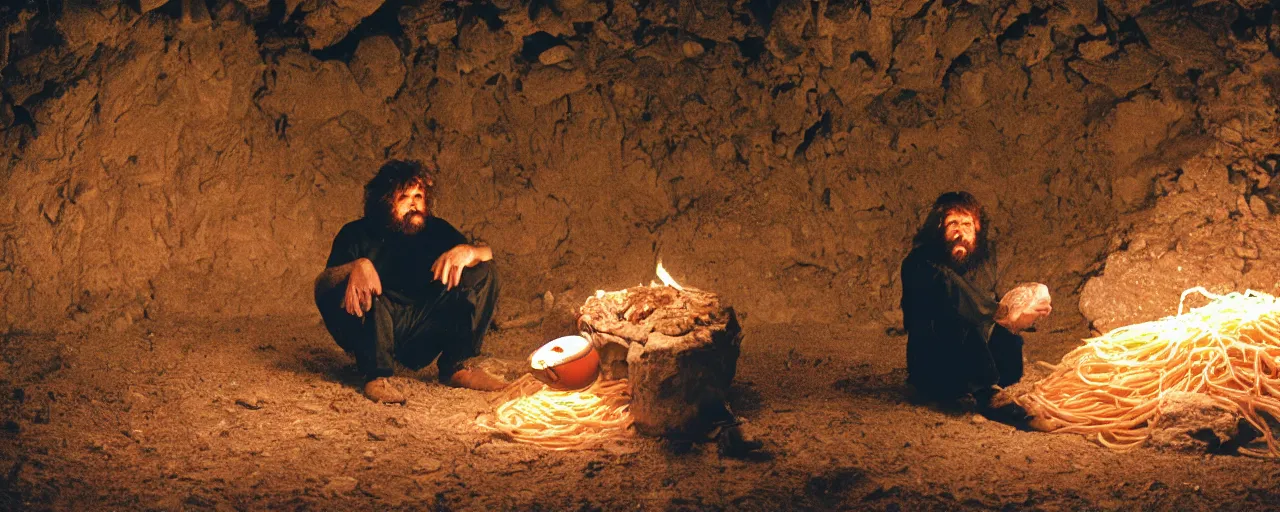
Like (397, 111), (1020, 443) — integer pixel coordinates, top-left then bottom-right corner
(901, 256), (975, 345)
(989, 242), (1007, 302)
(901, 256), (940, 337)
(433, 217), (470, 249)
(325, 222), (365, 268)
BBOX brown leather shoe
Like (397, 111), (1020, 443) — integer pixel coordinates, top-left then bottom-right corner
(363, 377), (406, 404)
(445, 368), (508, 391)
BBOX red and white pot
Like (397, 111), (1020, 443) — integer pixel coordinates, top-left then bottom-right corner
(529, 335), (600, 391)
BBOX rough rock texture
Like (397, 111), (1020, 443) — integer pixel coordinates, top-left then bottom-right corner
(579, 284), (741, 435)
(1079, 62), (1280, 333)
(298, 0), (387, 49)
(0, 0), (1277, 334)
(1148, 392), (1255, 454)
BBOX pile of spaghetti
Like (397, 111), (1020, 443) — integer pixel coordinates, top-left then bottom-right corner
(476, 374), (634, 450)
(1018, 287), (1280, 457)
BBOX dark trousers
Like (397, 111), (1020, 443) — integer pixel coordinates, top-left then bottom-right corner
(908, 325), (1024, 401)
(316, 261), (500, 381)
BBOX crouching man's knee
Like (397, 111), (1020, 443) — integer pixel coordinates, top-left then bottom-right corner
(460, 260), (498, 290)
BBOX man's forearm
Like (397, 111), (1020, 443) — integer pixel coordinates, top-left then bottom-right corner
(314, 260), (362, 298)
(470, 244), (493, 264)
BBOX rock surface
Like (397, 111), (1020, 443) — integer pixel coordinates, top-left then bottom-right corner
(1148, 392), (1255, 454)
(0, 0), (1277, 333)
(297, 0), (386, 50)
(579, 285), (741, 435)
(1078, 67), (1280, 333)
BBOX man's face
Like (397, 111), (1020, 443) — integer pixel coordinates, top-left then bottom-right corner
(943, 210), (979, 265)
(390, 183), (428, 235)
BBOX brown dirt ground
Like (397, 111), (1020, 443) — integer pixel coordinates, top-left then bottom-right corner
(2, 315), (1279, 511)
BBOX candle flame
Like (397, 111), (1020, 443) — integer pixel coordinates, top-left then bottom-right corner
(655, 259), (684, 290)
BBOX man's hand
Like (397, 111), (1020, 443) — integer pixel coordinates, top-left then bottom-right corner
(432, 244), (492, 290)
(344, 258), (382, 318)
(996, 283), (1052, 332)
(998, 303), (1052, 332)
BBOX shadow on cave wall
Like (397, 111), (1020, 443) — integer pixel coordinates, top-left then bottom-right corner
(0, 0), (1277, 335)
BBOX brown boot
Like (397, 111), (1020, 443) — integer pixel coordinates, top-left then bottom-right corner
(363, 377), (406, 404)
(445, 368), (508, 391)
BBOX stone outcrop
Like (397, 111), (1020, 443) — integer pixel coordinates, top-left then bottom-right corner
(1078, 64), (1280, 333)
(579, 284), (742, 435)
(298, 0), (387, 50)
(1148, 392), (1257, 455)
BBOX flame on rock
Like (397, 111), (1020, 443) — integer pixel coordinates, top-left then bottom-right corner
(655, 259), (684, 290)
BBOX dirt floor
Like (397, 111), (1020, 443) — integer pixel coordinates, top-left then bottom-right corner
(2, 1), (1279, 509)
(3, 313), (1279, 511)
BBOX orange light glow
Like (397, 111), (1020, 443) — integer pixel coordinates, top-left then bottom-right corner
(1020, 286), (1280, 457)
(476, 375), (633, 450)
(655, 259), (683, 290)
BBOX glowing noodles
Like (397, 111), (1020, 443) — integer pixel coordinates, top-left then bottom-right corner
(477, 375), (634, 450)
(1018, 287), (1280, 457)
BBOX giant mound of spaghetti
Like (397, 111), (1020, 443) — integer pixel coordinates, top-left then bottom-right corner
(1019, 287), (1280, 457)
(476, 375), (634, 450)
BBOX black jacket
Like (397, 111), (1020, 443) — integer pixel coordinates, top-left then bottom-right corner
(900, 243), (1006, 397)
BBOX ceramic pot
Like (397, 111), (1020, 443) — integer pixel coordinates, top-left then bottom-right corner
(529, 335), (600, 390)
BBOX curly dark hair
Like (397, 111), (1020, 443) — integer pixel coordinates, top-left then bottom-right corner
(363, 160), (436, 228)
(911, 191), (991, 265)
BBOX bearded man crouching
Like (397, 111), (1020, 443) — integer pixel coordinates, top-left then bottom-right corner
(314, 160), (508, 404)
(899, 191), (1052, 421)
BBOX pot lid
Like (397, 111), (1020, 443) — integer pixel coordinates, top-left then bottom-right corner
(530, 335), (592, 370)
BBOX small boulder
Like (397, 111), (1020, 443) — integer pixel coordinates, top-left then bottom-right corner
(1148, 392), (1255, 454)
(323, 476), (359, 496)
(537, 45), (575, 66)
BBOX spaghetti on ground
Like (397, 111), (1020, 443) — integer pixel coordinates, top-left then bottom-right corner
(477, 374), (634, 450)
(1019, 287), (1280, 457)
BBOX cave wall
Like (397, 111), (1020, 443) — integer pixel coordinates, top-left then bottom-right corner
(0, 0), (1277, 333)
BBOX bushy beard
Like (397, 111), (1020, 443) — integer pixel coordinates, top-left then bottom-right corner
(946, 236), (979, 270)
(950, 239), (974, 260)
(390, 211), (426, 235)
